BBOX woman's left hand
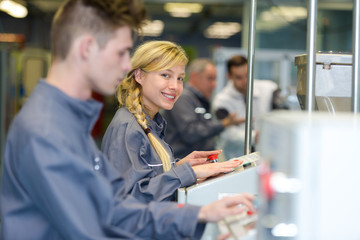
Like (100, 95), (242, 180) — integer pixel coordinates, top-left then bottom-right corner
(176, 150), (222, 166)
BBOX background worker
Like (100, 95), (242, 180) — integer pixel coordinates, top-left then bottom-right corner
(163, 58), (244, 159)
(212, 55), (278, 159)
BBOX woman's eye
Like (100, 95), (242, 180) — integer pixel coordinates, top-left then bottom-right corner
(178, 77), (184, 81)
(161, 74), (170, 78)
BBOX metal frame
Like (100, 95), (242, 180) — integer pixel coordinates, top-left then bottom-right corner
(305, 0), (318, 112)
(303, 0), (360, 114)
(244, 0), (257, 155)
(353, 0), (360, 113)
(242, 0), (360, 153)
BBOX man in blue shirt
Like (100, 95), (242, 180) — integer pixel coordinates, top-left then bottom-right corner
(0, 0), (255, 239)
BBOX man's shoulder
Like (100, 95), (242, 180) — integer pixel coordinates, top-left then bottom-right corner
(179, 86), (195, 98)
(172, 87), (198, 107)
(12, 96), (55, 136)
(214, 86), (231, 98)
(7, 102), (69, 151)
(255, 79), (278, 89)
(213, 84), (239, 105)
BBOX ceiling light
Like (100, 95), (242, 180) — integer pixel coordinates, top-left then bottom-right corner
(141, 20), (164, 37)
(169, 11), (191, 18)
(259, 6), (307, 23)
(258, 6), (306, 32)
(204, 22), (241, 39)
(164, 3), (203, 18)
(0, 0), (28, 18)
(272, 6), (307, 22)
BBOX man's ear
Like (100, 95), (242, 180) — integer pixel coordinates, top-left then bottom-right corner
(189, 72), (196, 81)
(134, 69), (143, 85)
(79, 35), (95, 60)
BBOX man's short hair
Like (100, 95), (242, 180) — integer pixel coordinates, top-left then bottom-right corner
(51, 0), (146, 60)
(187, 58), (215, 75)
(227, 55), (248, 74)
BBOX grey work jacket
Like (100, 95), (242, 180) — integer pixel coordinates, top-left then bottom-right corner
(101, 107), (197, 203)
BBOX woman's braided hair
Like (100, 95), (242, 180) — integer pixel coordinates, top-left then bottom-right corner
(117, 41), (188, 172)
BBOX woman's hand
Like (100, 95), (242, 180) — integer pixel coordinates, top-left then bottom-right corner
(176, 150), (222, 166)
(192, 160), (243, 180)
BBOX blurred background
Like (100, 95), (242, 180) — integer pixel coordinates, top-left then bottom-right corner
(0, 0), (354, 157)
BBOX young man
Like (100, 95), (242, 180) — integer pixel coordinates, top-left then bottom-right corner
(212, 55), (278, 159)
(0, 1), (255, 239)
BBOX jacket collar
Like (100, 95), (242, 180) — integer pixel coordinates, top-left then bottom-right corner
(37, 80), (103, 134)
(145, 111), (167, 139)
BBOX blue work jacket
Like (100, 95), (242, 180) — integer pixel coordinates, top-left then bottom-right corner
(0, 80), (204, 240)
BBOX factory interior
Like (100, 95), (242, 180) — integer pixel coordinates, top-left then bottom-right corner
(1, 0), (360, 239)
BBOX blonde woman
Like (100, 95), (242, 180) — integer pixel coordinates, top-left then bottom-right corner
(101, 41), (242, 202)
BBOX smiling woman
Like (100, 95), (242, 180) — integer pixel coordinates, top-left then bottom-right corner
(115, 40), (188, 172)
(101, 40), (242, 203)
(101, 40), (191, 202)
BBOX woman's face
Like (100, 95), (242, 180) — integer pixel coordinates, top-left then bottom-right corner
(136, 65), (185, 118)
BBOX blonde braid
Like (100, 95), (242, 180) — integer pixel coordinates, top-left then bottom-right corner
(127, 88), (147, 128)
(117, 41), (189, 172)
(121, 81), (172, 172)
(146, 132), (172, 172)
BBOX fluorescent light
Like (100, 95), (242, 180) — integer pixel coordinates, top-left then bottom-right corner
(258, 6), (307, 31)
(141, 20), (164, 37)
(164, 3), (203, 18)
(169, 11), (191, 18)
(204, 22), (241, 39)
(0, 0), (28, 18)
(260, 6), (307, 22)
(272, 6), (307, 22)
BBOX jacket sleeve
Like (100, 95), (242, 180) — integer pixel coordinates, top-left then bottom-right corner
(102, 119), (197, 203)
(168, 94), (224, 144)
(10, 132), (203, 239)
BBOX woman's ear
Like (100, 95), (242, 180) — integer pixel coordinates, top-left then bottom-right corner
(134, 69), (143, 85)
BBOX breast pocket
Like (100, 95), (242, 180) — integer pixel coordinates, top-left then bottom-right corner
(194, 107), (212, 120)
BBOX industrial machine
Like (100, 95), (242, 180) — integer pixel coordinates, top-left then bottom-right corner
(257, 111), (360, 240)
(295, 52), (353, 112)
(177, 152), (260, 240)
(255, 50), (359, 240)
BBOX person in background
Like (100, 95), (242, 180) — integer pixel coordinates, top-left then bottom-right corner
(101, 41), (243, 203)
(0, 1), (255, 239)
(163, 58), (244, 159)
(212, 55), (278, 159)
